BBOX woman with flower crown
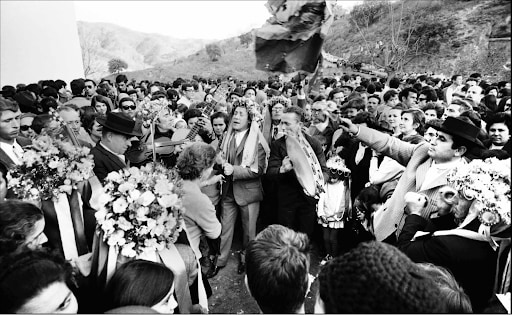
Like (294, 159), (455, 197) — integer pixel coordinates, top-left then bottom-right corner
(397, 157), (511, 312)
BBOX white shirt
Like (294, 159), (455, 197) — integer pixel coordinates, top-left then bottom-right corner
(233, 129), (249, 147)
(313, 117), (329, 133)
(0, 140), (23, 165)
(420, 158), (464, 191)
(99, 142), (126, 164)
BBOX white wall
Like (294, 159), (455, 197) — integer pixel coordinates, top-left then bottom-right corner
(0, 1), (84, 87)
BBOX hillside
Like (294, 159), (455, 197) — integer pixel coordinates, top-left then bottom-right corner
(111, 0), (510, 82)
(77, 21), (213, 79)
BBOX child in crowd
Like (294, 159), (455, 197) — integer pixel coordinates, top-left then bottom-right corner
(316, 156), (351, 263)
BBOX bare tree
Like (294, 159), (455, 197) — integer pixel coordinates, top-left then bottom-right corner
(78, 27), (103, 78)
(350, 1), (422, 81)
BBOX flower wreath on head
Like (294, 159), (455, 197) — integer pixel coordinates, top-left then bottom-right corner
(264, 95), (292, 109)
(222, 97), (269, 173)
(326, 155), (350, 175)
(446, 157), (511, 247)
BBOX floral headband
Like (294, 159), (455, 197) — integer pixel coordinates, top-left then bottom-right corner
(326, 156), (350, 173)
(447, 157), (511, 227)
(265, 95), (292, 108)
(232, 97), (263, 123)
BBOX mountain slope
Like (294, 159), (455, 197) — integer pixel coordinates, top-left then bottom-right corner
(78, 21), (213, 79)
(111, 0), (510, 82)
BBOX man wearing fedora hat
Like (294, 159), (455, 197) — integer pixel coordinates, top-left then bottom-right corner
(338, 116), (484, 244)
(91, 112), (142, 183)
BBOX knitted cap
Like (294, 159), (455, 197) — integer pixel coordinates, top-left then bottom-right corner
(318, 241), (448, 313)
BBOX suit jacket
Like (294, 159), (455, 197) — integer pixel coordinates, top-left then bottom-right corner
(341, 141), (372, 202)
(0, 136), (32, 169)
(267, 133), (329, 201)
(308, 118), (338, 154)
(398, 215), (497, 312)
(356, 125), (466, 241)
(42, 182), (96, 257)
(91, 143), (128, 183)
(221, 132), (266, 206)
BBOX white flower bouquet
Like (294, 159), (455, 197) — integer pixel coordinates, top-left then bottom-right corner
(7, 135), (95, 201)
(95, 163), (185, 258)
(447, 157), (511, 226)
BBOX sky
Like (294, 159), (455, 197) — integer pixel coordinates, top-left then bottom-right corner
(73, 0), (363, 40)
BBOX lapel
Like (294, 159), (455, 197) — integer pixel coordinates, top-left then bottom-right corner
(415, 158), (432, 191)
(97, 144), (127, 170)
(0, 147), (16, 169)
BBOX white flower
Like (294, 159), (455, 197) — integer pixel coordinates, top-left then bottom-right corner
(98, 193), (113, 207)
(117, 216), (134, 231)
(48, 159), (60, 169)
(128, 189), (141, 203)
(95, 208), (108, 222)
(58, 184), (72, 195)
(137, 191), (155, 206)
(101, 218), (116, 234)
(154, 179), (173, 196)
(106, 171), (123, 183)
(157, 194), (178, 209)
(107, 230), (126, 246)
(146, 218), (157, 230)
(151, 224), (165, 236)
(112, 197), (128, 214)
(120, 242), (137, 258)
(118, 182), (136, 194)
(136, 207), (150, 221)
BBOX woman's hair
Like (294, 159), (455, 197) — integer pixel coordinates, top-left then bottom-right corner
(0, 248), (76, 313)
(420, 102), (444, 118)
(91, 94), (113, 113)
(401, 108), (426, 135)
(497, 96), (511, 112)
(0, 200), (44, 255)
(416, 263), (472, 313)
(355, 185), (382, 221)
(82, 111), (105, 134)
(176, 142), (217, 180)
(102, 259), (174, 311)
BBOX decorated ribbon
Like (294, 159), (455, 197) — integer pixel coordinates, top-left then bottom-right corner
(296, 131), (325, 199)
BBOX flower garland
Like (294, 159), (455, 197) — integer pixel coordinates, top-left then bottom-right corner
(7, 135), (95, 201)
(95, 163), (185, 258)
(232, 97), (264, 124)
(447, 157), (511, 226)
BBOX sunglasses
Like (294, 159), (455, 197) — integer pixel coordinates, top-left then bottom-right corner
(122, 105), (137, 110)
(419, 97), (427, 101)
(20, 125), (32, 131)
(85, 85), (95, 89)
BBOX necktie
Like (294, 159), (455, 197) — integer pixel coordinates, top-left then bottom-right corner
(228, 135), (237, 164)
(355, 143), (366, 165)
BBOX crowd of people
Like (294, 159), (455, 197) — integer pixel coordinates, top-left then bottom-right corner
(0, 69), (510, 313)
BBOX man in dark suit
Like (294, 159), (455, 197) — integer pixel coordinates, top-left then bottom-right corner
(267, 106), (328, 239)
(91, 112), (142, 183)
(0, 98), (32, 170)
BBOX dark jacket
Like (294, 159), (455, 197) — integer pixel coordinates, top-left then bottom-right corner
(91, 143), (128, 183)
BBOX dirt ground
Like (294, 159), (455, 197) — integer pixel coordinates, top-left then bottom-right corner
(201, 225), (324, 314)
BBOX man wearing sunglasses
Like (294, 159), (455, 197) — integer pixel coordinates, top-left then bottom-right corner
(118, 98), (138, 119)
(84, 79), (97, 99)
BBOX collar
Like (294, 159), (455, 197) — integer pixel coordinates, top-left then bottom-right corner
(234, 128), (249, 146)
(99, 142), (126, 163)
(314, 117), (329, 133)
(431, 157), (464, 171)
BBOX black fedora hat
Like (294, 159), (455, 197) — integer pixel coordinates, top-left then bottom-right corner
(431, 116), (484, 148)
(96, 112), (142, 137)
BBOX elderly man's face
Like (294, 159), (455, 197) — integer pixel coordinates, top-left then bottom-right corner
(311, 102), (327, 124)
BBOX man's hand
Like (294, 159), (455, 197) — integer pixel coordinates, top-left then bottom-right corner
(338, 118), (359, 135)
(197, 117), (213, 133)
(280, 156), (293, 173)
(223, 163), (234, 176)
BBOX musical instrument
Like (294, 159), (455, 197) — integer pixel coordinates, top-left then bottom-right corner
(285, 133), (325, 198)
